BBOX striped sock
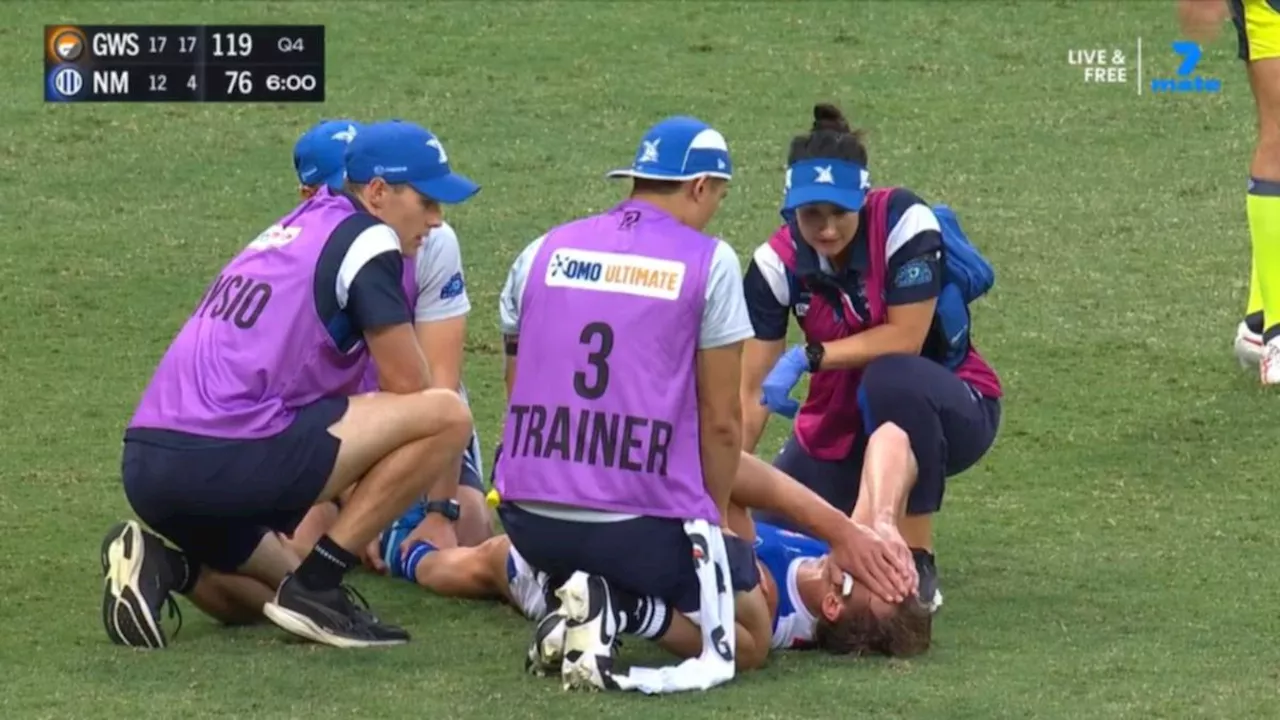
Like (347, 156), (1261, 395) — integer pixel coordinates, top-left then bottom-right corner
(399, 541), (438, 581)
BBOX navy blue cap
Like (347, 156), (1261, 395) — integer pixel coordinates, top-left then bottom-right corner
(781, 158), (871, 215)
(606, 116), (732, 182)
(344, 120), (480, 204)
(293, 119), (361, 190)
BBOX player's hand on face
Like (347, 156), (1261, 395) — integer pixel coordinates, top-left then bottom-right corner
(399, 511), (458, 561)
(827, 520), (917, 604)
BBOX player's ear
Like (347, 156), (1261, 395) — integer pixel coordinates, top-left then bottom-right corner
(820, 591), (844, 622)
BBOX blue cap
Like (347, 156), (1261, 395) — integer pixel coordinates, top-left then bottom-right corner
(294, 119), (362, 190)
(781, 158), (871, 215)
(606, 116), (732, 182)
(343, 120), (479, 204)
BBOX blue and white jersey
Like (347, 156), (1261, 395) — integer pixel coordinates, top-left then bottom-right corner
(754, 521), (829, 650)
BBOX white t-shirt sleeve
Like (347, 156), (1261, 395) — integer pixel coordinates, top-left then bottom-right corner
(414, 222), (472, 323)
(699, 240), (754, 350)
(335, 223), (401, 309)
(499, 235), (548, 337)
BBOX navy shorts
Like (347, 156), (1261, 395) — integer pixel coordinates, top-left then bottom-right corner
(498, 504), (760, 613)
(121, 397), (348, 572)
(759, 354), (1000, 526)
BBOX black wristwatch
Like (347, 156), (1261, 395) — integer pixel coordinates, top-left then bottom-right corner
(804, 342), (825, 372)
(425, 499), (461, 522)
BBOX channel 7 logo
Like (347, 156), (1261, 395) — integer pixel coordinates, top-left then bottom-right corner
(1150, 40), (1221, 94)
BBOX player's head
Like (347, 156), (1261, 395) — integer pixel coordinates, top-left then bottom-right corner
(812, 559), (932, 657)
(781, 103), (871, 261)
(293, 119), (362, 198)
(606, 116), (732, 232)
(343, 120), (479, 253)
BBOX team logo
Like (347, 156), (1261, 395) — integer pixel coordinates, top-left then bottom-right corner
(53, 29), (85, 61)
(46, 65), (84, 101)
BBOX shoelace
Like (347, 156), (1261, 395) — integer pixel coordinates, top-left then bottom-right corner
(337, 583), (383, 625)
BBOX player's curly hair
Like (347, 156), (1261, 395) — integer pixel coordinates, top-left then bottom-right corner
(813, 597), (933, 658)
(787, 102), (868, 166)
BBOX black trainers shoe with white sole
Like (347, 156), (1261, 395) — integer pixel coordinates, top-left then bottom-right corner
(101, 520), (182, 649)
(525, 609), (569, 676)
(913, 549), (943, 613)
(557, 572), (620, 691)
(262, 574), (410, 648)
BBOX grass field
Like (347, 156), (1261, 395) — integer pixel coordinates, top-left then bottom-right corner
(2, 1), (1278, 717)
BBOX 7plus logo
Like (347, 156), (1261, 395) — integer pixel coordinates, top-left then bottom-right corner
(1150, 40), (1221, 93)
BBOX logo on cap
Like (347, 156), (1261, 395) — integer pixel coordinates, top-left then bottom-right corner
(639, 138), (661, 164)
(814, 166), (835, 185)
(426, 137), (449, 164)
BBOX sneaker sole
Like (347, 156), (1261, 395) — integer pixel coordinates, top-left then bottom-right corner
(102, 520), (166, 649)
(1236, 337), (1264, 368)
(556, 574), (607, 691)
(262, 602), (409, 649)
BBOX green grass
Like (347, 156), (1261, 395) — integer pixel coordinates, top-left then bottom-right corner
(2, 1), (1277, 717)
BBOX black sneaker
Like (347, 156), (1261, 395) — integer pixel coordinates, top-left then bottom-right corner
(556, 572), (620, 691)
(913, 549), (943, 613)
(262, 574), (410, 648)
(101, 520), (183, 649)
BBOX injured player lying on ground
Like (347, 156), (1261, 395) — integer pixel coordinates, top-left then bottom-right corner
(393, 452), (937, 668)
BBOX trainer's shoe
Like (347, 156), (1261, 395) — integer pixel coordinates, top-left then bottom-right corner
(913, 549), (943, 614)
(262, 573), (410, 648)
(525, 608), (569, 676)
(1235, 320), (1265, 368)
(101, 520), (182, 649)
(1261, 337), (1280, 385)
(557, 572), (620, 691)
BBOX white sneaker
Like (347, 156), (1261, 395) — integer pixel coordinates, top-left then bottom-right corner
(1235, 321), (1265, 368)
(556, 572), (620, 691)
(1261, 337), (1280, 385)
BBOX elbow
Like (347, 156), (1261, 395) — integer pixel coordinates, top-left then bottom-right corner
(701, 412), (742, 449)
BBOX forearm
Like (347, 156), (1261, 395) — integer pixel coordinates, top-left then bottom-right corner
(731, 453), (850, 544)
(740, 395), (771, 453)
(819, 323), (923, 371)
(851, 468), (912, 526)
(700, 425), (742, 522)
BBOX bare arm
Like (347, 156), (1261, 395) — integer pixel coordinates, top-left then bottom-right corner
(730, 452), (853, 546)
(740, 338), (785, 452)
(415, 316), (467, 391)
(366, 324), (431, 393)
(412, 537), (509, 600)
(817, 298), (936, 370)
(697, 342), (744, 522)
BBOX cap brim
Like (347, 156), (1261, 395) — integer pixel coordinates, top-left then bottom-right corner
(410, 172), (481, 204)
(605, 168), (733, 181)
(782, 185), (867, 213)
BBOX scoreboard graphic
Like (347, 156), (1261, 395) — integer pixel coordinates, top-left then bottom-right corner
(44, 25), (325, 103)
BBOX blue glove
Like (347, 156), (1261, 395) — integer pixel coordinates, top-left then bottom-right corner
(760, 345), (809, 418)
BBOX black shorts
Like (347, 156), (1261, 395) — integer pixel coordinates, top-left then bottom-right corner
(121, 398), (348, 571)
(498, 504), (759, 613)
(758, 354), (1000, 526)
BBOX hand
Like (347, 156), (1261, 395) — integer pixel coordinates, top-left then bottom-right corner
(825, 519), (918, 604)
(1177, 0), (1228, 43)
(760, 345), (809, 418)
(361, 535), (388, 575)
(398, 511), (458, 562)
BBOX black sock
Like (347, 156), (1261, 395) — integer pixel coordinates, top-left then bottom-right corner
(294, 535), (359, 591)
(609, 586), (671, 639)
(163, 546), (198, 594)
(1248, 311), (1265, 335)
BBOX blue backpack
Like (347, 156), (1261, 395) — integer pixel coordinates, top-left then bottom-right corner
(929, 203), (994, 369)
